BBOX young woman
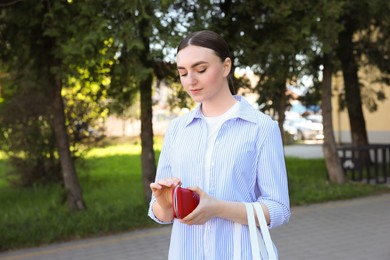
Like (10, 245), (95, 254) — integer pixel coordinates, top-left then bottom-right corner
(148, 30), (290, 259)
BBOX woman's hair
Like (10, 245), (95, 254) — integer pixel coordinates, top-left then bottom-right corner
(177, 30), (236, 95)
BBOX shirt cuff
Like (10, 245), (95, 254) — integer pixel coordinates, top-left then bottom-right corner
(148, 198), (174, 224)
(258, 199), (290, 229)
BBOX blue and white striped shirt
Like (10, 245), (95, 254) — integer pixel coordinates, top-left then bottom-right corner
(148, 95), (290, 259)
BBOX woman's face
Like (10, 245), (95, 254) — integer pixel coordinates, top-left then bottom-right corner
(176, 45), (231, 103)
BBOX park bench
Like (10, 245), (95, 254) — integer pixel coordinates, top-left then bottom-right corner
(337, 144), (390, 184)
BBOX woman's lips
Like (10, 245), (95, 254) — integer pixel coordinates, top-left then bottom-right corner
(190, 88), (202, 94)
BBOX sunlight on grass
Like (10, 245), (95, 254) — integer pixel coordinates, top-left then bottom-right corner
(87, 144), (141, 157)
(86, 137), (163, 158)
(0, 151), (6, 160)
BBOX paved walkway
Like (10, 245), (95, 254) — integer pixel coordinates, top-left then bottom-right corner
(1, 193), (389, 260)
(284, 143), (324, 159)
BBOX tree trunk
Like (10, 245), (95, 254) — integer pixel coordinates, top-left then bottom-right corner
(51, 79), (86, 211)
(139, 14), (157, 202)
(140, 74), (156, 202)
(336, 23), (369, 147)
(277, 85), (287, 143)
(322, 54), (345, 183)
(337, 21), (371, 166)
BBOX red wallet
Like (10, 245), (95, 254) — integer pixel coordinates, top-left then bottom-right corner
(172, 185), (200, 219)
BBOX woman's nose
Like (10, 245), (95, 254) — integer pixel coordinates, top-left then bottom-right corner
(187, 72), (197, 85)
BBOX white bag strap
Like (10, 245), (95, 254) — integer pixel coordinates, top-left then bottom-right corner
(245, 202), (263, 260)
(233, 222), (242, 260)
(234, 203), (277, 260)
(252, 203), (277, 260)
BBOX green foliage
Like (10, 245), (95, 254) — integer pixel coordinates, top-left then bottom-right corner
(0, 1), (137, 187)
(0, 83), (61, 186)
(0, 0), (192, 194)
(63, 79), (108, 152)
(0, 75), (108, 186)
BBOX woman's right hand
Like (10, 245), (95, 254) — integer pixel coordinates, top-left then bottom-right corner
(150, 177), (181, 210)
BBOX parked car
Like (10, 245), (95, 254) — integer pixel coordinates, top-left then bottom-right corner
(306, 114), (323, 124)
(284, 116), (324, 141)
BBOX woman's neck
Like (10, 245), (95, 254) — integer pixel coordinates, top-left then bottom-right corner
(201, 91), (237, 117)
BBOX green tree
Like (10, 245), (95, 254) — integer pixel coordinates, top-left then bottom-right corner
(293, 0), (346, 183)
(0, 1), (118, 210)
(100, 0), (187, 201)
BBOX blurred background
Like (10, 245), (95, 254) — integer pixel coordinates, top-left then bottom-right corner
(0, 0), (389, 252)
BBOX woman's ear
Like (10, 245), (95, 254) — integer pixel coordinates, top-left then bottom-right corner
(223, 58), (232, 77)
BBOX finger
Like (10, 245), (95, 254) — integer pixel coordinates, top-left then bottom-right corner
(187, 186), (195, 191)
(169, 179), (182, 187)
(171, 177), (181, 185)
(187, 186), (202, 196)
(169, 177), (182, 184)
(156, 178), (173, 187)
(180, 215), (204, 226)
(150, 182), (162, 190)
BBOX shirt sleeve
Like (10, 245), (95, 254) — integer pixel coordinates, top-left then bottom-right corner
(257, 121), (290, 229)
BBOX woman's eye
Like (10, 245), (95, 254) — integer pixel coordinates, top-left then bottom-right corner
(177, 70), (187, 77)
(198, 68), (206, 73)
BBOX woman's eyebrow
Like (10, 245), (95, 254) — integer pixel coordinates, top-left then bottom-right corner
(177, 61), (208, 70)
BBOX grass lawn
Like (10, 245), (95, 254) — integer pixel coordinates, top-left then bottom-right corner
(0, 138), (389, 251)
(0, 140), (157, 251)
(286, 157), (388, 205)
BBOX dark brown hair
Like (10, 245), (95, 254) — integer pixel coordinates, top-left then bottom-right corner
(177, 30), (236, 95)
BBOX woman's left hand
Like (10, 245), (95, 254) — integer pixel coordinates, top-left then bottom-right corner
(179, 186), (220, 225)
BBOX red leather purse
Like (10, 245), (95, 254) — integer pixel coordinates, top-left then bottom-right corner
(172, 185), (200, 219)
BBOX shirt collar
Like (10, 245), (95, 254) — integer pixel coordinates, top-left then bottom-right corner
(183, 95), (257, 127)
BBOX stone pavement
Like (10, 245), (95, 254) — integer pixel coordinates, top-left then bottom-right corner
(1, 193), (389, 260)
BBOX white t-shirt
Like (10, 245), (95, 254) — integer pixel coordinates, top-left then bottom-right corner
(202, 101), (240, 192)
